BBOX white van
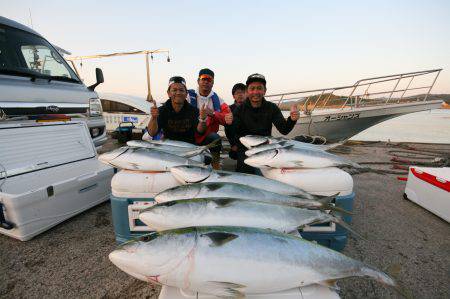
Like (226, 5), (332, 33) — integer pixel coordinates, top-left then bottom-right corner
(0, 16), (107, 148)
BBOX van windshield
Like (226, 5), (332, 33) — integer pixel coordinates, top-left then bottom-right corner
(0, 25), (80, 83)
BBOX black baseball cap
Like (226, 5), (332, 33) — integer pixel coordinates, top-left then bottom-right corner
(246, 73), (266, 87)
(198, 68), (215, 78)
(232, 83), (246, 95)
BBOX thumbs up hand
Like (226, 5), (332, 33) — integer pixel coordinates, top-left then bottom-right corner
(290, 105), (299, 121)
(150, 101), (159, 118)
(199, 103), (207, 121)
(224, 112), (233, 125)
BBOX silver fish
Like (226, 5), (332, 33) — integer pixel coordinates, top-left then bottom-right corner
(245, 146), (361, 169)
(98, 146), (204, 171)
(240, 135), (342, 151)
(154, 182), (335, 210)
(169, 165), (317, 198)
(139, 198), (359, 236)
(109, 226), (396, 297)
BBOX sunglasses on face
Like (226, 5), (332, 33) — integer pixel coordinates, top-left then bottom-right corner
(199, 75), (213, 83)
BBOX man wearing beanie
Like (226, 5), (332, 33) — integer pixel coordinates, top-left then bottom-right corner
(230, 73), (299, 174)
(187, 68), (233, 169)
(147, 76), (207, 144)
(225, 83), (246, 159)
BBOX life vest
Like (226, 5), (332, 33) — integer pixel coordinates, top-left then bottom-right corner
(187, 90), (221, 112)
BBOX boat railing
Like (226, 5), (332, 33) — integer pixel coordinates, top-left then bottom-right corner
(266, 68), (442, 112)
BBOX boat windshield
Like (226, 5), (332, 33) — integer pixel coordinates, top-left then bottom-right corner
(0, 24), (80, 83)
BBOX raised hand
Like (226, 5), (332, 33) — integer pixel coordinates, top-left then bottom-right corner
(199, 103), (207, 121)
(224, 112), (233, 125)
(150, 101), (159, 118)
(290, 104), (299, 121)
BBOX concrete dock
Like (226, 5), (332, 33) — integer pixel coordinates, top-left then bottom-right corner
(1, 140), (449, 298)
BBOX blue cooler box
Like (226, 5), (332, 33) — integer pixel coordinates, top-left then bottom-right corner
(110, 195), (157, 243)
(300, 192), (355, 251)
(110, 192), (355, 251)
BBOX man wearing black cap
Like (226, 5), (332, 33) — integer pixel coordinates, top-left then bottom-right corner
(225, 83), (246, 159)
(231, 73), (299, 174)
(147, 76), (207, 144)
(187, 68), (233, 169)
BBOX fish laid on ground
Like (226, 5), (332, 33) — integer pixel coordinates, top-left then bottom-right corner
(245, 140), (338, 156)
(139, 198), (359, 236)
(245, 146), (361, 169)
(240, 135), (342, 150)
(169, 165), (316, 198)
(109, 226), (397, 297)
(127, 139), (217, 158)
(98, 146), (204, 171)
(143, 139), (199, 148)
(154, 182), (337, 210)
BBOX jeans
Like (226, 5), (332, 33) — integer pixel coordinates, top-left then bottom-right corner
(198, 132), (222, 153)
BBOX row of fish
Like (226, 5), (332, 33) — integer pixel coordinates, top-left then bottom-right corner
(240, 135), (361, 169)
(102, 137), (399, 297)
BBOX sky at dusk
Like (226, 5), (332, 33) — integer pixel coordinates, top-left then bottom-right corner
(2, 0), (449, 104)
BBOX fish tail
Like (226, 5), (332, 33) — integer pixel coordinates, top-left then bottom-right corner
(330, 215), (365, 240)
(324, 204), (354, 215)
(362, 266), (411, 298)
(362, 266), (396, 287)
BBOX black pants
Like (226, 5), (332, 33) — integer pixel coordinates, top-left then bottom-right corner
(236, 149), (258, 174)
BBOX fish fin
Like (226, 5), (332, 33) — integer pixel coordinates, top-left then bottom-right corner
(323, 204), (354, 215)
(317, 279), (340, 292)
(205, 183), (223, 192)
(315, 193), (338, 204)
(202, 281), (246, 298)
(181, 148), (203, 158)
(128, 162), (140, 170)
(330, 216), (366, 240)
(211, 198), (237, 208)
(292, 160), (303, 167)
(200, 232), (239, 247)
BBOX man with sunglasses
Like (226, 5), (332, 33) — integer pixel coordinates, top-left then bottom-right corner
(188, 68), (233, 169)
(230, 73), (300, 174)
(147, 76), (206, 144)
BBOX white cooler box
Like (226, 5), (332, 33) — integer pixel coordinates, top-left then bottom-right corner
(111, 170), (181, 198)
(0, 121), (114, 241)
(405, 166), (450, 222)
(261, 167), (353, 196)
(159, 285), (339, 299)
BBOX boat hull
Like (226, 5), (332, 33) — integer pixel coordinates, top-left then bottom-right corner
(274, 100), (443, 142)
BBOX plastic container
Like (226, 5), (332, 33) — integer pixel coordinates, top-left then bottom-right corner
(261, 167), (353, 196)
(111, 170), (181, 198)
(0, 121), (114, 241)
(110, 195), (157, 243)
(405, 166), (450, 222)
(159, 284), (339, 299)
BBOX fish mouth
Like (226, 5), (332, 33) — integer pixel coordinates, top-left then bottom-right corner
(240, 136), (267, 149)
(244, 150), (278, 168)
(98, 146), (129, 163)
(109, 249), (150, 282)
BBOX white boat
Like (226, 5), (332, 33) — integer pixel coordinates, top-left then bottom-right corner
(268, 69), (443, 142)
(99, 92), (151, 132)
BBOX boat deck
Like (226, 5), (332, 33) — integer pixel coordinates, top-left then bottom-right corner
(1, 138), (449, 298)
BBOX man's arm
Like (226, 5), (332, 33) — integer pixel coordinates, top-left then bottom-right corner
(147, 103), (160, 136)
(272, 104), (297, 135)
(196, 104), (207, 134)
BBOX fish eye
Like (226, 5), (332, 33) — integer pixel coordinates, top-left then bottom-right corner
(139, 232), (159, 242)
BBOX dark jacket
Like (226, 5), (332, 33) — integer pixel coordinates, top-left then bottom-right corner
(157, 99), (199, 144)
(230, 98), (296, 148)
